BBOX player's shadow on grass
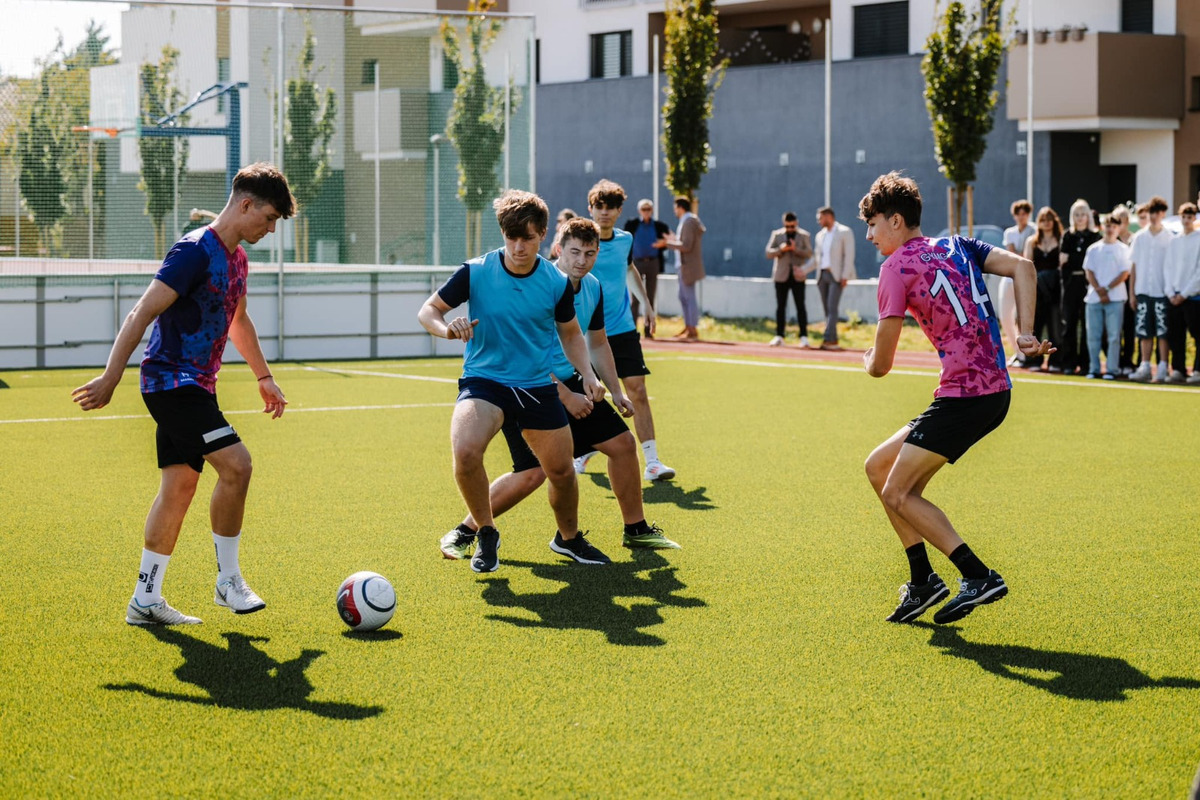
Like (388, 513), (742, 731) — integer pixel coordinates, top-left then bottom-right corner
(920, 624), (1200, 702)
(104, 627), (383, 720)
(479, 549), (705, 646)
(582, 472), (716, 511)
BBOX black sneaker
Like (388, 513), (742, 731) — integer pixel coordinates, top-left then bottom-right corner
(470, 526), (500, 573)
(933, 570), (1008, 624)
(885, 573), (950, 623)
(549, 530), (611, 565)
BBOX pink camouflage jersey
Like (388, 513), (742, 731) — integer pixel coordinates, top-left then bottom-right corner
(877, 235), (1011, 399)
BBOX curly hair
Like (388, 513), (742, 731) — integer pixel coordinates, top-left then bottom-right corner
(858, 172), (922, 228)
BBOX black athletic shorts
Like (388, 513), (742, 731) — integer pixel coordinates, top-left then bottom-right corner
(142, 385), (241, 473)
(500, 374), (632, 471)
(607, 330), (651, 378)
(905, 390), (1010, 464)
(457, 377), (568, 431)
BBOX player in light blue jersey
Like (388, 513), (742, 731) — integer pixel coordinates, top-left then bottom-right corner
(576, 179), (677, 483)
(419, 191), (616, 573)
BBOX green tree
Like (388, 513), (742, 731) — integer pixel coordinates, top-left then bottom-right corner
(16, 51), (71, 256)
(661, 0), (727, 210)
(440, 0), (521, 255)
(921, 1), (1007, 233)
(284, 18), (337, 262)
(138, 45), (189, 258)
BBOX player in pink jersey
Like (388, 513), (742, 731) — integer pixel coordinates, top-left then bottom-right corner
(858, 172), (1053, 624)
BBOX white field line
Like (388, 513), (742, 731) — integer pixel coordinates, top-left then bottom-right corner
(301, 365), (458, 383)
(0, 402), (454, 426)
(663, 355), (1200, 394)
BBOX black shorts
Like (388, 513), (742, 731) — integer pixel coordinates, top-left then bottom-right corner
(905, 390), (1010, 464)
(500, 374), (632, 471)
(142, 385), (241, 473)
(607, 330), (651, 379)
(457, 377), (568, 431)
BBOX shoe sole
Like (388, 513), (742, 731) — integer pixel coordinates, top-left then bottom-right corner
(470, 560), (499, 573)
(887, 584), (950, 623)
(933, 584), (1008, 624)
(214, 593), (266, 615)
(549, 541), (609, 565)
(623, 539), (682, 549)
(441, 548), (470, 560)
(645, 471), (676, 482)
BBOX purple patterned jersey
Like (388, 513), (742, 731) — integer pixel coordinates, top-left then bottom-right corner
(140, 227), (248, 394)
(877, 235), (1011, 398)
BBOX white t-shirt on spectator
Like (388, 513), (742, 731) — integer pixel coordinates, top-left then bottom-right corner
(1082, 240), (1130, 304)
(1164, 231), (1200, 298)
(1129, 226), (1176, 297)
(1003, 224), (1034, 255)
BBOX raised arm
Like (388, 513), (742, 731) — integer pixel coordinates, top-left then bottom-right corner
(418, 293), (478, 341)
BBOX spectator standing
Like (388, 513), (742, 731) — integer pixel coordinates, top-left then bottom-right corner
(624, 199), (671, 338)
(665, 196), (707, 341)
(813, 206), (856, 350)
(1082, 212), (1131, 379)
(1059, 199), (1102, 375)
(1001, 200), (1035, 365)
(1164, 202), (1200, 383)
(1111, 205), (1138, 375)
(1023, 206), (1064, 371)
(765, 212), (814, 346)
(1129, 196), (1176, 383)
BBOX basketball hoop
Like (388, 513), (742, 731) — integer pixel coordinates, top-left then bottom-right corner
(70, 125), (126, 138)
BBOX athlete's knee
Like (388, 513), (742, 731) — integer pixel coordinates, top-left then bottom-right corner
(514, 467), (547, 493)
(623, 379), (648, 402)
(880, 481), (913, 514)
(864, 451), (890, 490)
(161, 468), (201, 503)
(452, 442), (487, 472)
(215, 452), (253, 489)
(541, 458), (577, 485)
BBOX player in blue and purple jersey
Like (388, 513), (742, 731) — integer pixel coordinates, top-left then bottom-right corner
(73, 163), (295, 626)
(858, 172), (1054, 625)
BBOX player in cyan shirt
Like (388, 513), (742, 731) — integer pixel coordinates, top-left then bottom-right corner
(858, 172), (1053, 626)
(419, 191), (613, 574)
(72, 163), (295, 626)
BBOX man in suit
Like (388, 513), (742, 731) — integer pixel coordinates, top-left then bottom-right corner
(765, 211), (814, 346)
(665, 196), (707, 341)
(624, 199), (671, 338)
(813, 206), (856, 350)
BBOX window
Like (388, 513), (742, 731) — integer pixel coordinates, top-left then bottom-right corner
(216, 57), (230, 112)
(1121, 0), (1153, 33)
(1190, 165), (1200, 205)
(853, 2), (908, 59)
(362, 59), (378, 86)
(535, 39), (541, 85)
(1190, 76), (1200, 112)
(590, 31), (632, 79)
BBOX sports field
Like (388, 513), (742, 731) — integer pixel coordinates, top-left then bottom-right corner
(2, 352), (1197, 797)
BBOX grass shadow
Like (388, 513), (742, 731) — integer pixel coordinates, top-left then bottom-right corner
(918, 623), (1200, 702)
(479, 549), (706, 646)
(342, 628), (403, 642)
(104, 627), (384, 719)
(583, 472), (717, 511)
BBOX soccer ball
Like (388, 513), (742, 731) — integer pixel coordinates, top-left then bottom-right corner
(336, 571), (396, 632)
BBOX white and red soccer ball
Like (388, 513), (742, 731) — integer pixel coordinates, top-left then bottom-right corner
(336, 571), (396, 631)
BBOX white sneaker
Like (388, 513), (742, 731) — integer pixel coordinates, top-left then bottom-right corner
(126, 596), (202, 626)
(1154, 362), (1168, 383)
(799, 335), (810, 348)
(644, 460), (676, 482)
(1167, 369), (1186, 384)
(573, 451), (597, 475)
(214, 574), (266, 614)
(1130, 363), (1152, 383)
(768, 335), (784, 347)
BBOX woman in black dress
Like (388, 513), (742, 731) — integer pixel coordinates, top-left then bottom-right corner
(1023, 206), (1064, 370)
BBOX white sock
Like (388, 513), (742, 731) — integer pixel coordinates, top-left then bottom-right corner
(641, 439), (659, 464)
(134, 549), (170, 606)
(213, 531), (242, 582)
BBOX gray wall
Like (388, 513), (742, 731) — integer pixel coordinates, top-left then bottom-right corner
(535, 54), (1051, 280)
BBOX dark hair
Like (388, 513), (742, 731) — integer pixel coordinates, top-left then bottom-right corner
(493, 190), (549, 239)
(1179, 202), (1199, 216)
(674, 196), (691, 213)
(858, 172), (922, 228)
(1146, 196), (1169, 214)
(1032, 206), (1063, 249)
(587, 180), (626, 210)
(232, 162), (295, 218)
(817, 206), (835, 218)
(556, 208), (576, 224)
(558, 217), (600, 247)
(1010, 199), (1033, 215)
(783, 211), (797, 223)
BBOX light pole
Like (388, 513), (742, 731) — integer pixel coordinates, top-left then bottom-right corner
(430, 133), (444, 266)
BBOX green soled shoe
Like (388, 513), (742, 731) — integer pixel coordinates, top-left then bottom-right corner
(622, 523), (681, 549)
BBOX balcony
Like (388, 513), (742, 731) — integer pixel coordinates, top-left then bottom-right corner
(1007, 32), (1184, 131)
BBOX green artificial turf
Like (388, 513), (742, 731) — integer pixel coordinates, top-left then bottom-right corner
(1, 356), (1197, 797)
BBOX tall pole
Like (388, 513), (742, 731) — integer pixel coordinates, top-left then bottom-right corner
(528, 28), (536, 192)
(276, 6), (285, 359)
(13, 169), (19, 257)
(504, 52), (511, 190)
(374, 60), (381, 265)
(431, 134), (442, 266)
(1026, 0), (1034, 205)
(824, 18), (832, 208)
(652, 34), (660, 215)
(88, 137), (94, 260)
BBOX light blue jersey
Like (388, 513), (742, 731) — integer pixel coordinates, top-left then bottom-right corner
(593, 228), (636, 336)
(436, 249), (576, 388)
(549, 271), (606, 380)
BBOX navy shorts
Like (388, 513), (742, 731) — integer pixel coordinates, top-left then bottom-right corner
(607, 330), (651, 378)
(905, 390), (1010, 464)
(142, 385), (241, 473)
(500, 373), (632, 471)
(457, 376), (568, 431)
(1134, 295), (1168, 338)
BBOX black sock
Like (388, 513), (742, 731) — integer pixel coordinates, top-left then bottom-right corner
(905, 543), (934, 585)
(457, 523), (477, 537)
(949, 543), (989, 580)
(624, 520), (649, 535)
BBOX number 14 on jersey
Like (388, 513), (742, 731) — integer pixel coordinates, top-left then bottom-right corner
(929, 269), (991, 327)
